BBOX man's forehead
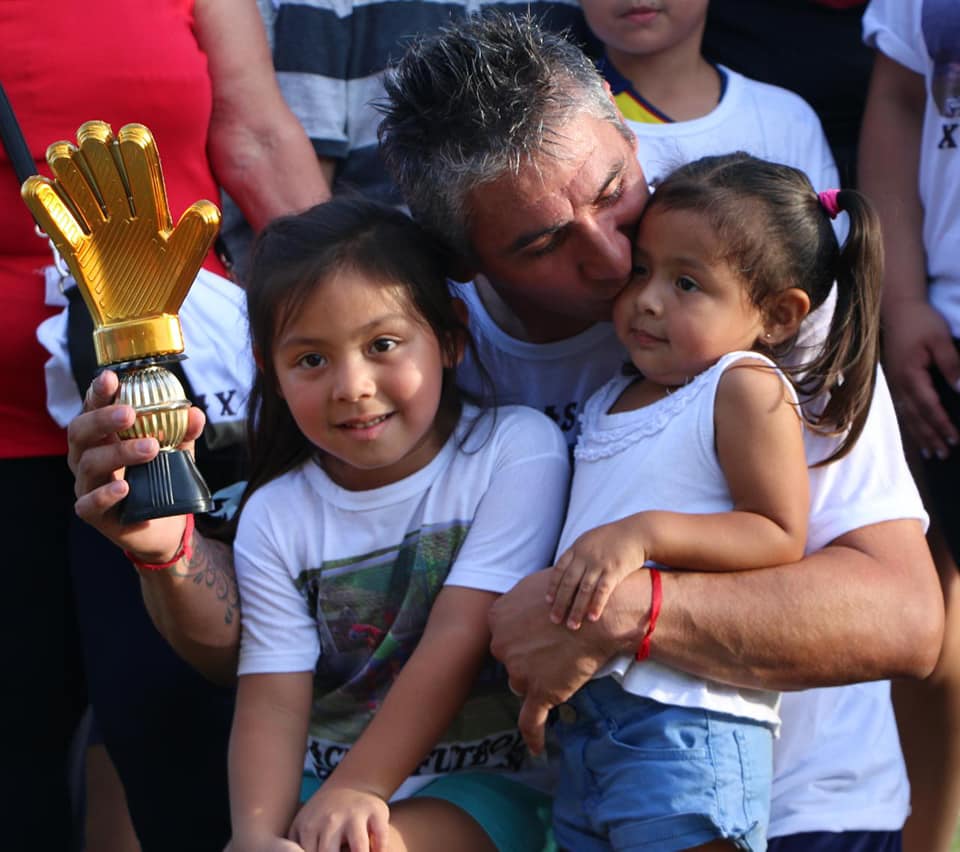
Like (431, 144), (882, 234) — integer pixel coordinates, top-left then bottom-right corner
(466, 116), (634, 250)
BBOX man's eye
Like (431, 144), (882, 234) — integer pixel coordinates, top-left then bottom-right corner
(297, 353), (327, 368)
(530, 235), (563, 258)
(676, 276), (699, 293)
(370, 338), (398, 354)
(599, 181), (624, 207)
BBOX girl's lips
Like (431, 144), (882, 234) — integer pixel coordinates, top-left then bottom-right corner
(628, 328), (665, 346)
(620, 8), (660, 27)
(622, 6), (659, 24)
(338, 412), (393, 430)
(335, 411), (395, 443)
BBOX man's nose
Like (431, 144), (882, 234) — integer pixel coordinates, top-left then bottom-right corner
(579, 219), (633, 283)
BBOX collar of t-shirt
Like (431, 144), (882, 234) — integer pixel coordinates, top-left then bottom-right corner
(598, 55), (729, 125)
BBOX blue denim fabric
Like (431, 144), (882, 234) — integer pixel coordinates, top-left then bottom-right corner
(552, 677), (773, 851)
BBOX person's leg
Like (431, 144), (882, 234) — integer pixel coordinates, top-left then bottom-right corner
(0, 454), (85, 852)
(389, 796), (498, 852)
(894, 526), (960, 852)
(70, 515), (235, 852)
(410, 772), (555, 852)
(84, 741), (141, 852)
(893, 356), (960, 852)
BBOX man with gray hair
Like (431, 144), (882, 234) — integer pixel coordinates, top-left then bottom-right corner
(68, 12), (942, 851)
(377, 12), (941, 851)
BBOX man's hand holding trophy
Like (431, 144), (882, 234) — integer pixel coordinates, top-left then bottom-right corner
(22, 120), (220, 522)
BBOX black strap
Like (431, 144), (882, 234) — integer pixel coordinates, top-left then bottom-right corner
(64, 287), (99, 397)
(0, 82), (35, 188)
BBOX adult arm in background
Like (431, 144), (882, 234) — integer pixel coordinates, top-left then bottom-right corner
(69, 372), (240, 685)
(195, 0), (334, 227)
(494, 518), (941, 752)
(858, 51), (960, 457)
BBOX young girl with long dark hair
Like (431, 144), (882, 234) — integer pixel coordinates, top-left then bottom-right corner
(229, 197), (569, 852)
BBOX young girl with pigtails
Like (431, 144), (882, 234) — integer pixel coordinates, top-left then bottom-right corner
(543, 152), (884, 852)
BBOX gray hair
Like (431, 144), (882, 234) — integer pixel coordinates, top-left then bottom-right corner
(376, 11), (630, 259)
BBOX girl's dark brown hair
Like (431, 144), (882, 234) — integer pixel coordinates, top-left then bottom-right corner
(648, 152), (883, 464)
(238, 196), (473, 518)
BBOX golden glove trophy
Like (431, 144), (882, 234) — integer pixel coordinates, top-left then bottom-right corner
(22, 121), (221, 522)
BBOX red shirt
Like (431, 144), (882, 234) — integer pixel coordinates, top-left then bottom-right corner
(0, 0), (227, 457)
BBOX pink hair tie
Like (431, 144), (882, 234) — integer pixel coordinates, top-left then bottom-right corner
(818, 189), (841, 219)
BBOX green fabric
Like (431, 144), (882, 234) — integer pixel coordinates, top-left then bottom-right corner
(300, 770), (556, 852)
(413, 772), (556, 852)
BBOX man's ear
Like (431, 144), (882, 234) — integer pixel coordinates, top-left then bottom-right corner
(445, 298), (470, 367)
(603, 81), (638, 152)
(764, 287), (811, 345)
(603, 79), (618, 112)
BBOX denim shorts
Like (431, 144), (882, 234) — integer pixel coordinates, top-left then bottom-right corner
(552, 677), (773, 852)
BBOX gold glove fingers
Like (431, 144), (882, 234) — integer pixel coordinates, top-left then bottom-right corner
(21, 120), (221, 363)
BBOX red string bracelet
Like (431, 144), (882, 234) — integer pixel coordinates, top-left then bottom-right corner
(635, 568), (662, 662)
(124, 514), (195, 572)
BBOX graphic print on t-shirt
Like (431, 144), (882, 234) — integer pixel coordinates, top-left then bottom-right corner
(295, 520), (527, 781)
(923, 0), (960, 120)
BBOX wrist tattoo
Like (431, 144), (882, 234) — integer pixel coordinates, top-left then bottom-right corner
(170, 532), (241, 625)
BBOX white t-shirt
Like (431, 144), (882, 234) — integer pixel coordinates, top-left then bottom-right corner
(464, 279), (926, 834)
(627, 65), (848, 247)
(559, 352), (790, 729)
(770, 370), (925, 836)
(453, 279), (627, 448)
(235, 404), (570, 799)
(629, 65), (839, 195)
(863, 0), (960, 336)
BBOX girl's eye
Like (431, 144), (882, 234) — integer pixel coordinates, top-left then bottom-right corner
(297, 353), (327, 368)
(631, 263), (649, 279)
(676, 276), (700, 293)
(370, 337), (398, 354)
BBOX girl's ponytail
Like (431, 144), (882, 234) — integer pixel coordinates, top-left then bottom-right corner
(802, 189), (883, 464)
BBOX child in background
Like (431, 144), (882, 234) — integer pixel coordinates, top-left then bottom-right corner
(580, 0), (840, 192)
(545, 153), (883, 851)
(228, 197), (570, 852)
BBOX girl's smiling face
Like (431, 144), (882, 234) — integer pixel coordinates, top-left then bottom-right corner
(613, 204), (767, 387)
(272, 269), (452, 491)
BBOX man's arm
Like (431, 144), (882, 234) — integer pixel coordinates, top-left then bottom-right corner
(651, 520), (941, 688)
(70, 370), (241, 684)
(139, 532), (240, 686)
(492, 518), (943, 751)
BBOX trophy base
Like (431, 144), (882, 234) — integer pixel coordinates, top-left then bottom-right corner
(121, 448), (213, 523)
